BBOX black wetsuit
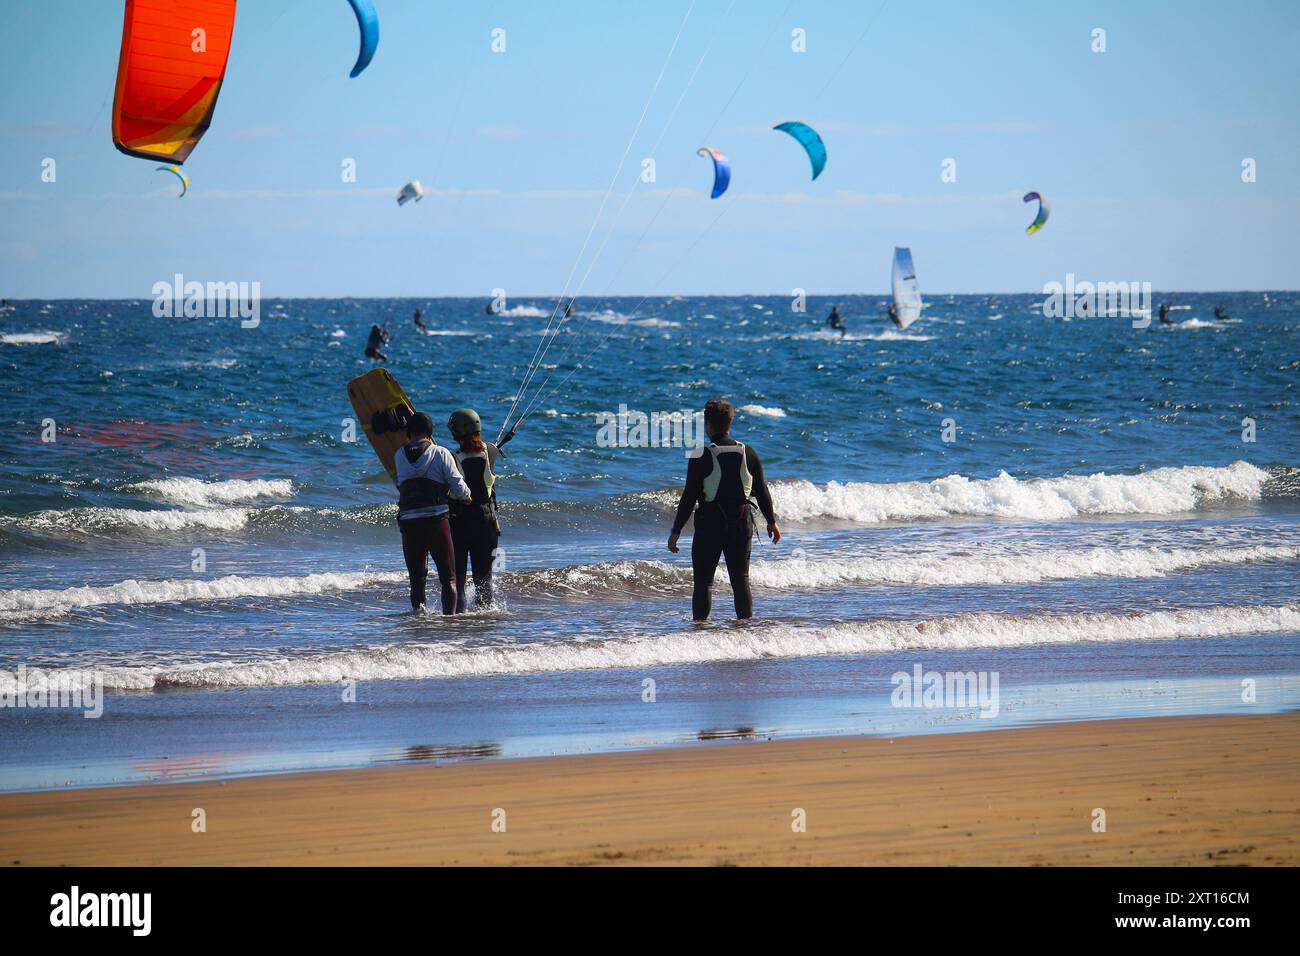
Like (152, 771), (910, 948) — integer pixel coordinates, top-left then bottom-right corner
(1158, 303), (1171, 324)
(671, 435), (776, 620)
(400, 517), (455, 611)
(365, 326), (389, 359)
(450, 442), (502, 612)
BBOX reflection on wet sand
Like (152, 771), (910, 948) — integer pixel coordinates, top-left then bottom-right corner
(385, 743), (502, 763)
(695, 726), (768, 742)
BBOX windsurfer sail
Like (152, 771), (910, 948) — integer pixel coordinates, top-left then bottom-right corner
(891, 247), (922, 330)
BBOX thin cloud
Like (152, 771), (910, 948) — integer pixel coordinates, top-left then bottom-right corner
(724, 119), (1049, 137)
(476, 125), (528, 142)
(0, 120), (88, 139)
(233, 125), (291, 141)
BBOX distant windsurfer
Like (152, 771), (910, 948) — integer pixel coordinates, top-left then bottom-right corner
(886, 302), (901, 328)
(564, 301), (574, 319)
(1214, 305), (1231, 321)
(364, 323), (390, 361)
(1158, 303), (1172, 325)
(827, 305), (846, 336)
(668, 399), (780, 621)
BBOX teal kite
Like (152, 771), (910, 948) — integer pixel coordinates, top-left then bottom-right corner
(773, 121), (826, 180)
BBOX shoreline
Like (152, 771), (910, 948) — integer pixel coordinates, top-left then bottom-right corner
(2, 713), (1296, 866)
(5, 667), (1298, 793)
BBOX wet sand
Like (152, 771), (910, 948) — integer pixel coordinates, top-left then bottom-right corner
(2, 714), (1296, 866)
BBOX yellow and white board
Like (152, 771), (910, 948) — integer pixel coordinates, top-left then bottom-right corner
(346, 368), (416, 481)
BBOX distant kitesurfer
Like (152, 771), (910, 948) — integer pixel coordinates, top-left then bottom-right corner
(414, 308), (427, 331)
(827, 305), (846, 336)
(1214, 305), (1231, 321)
(447, 408), (503, 612)
(1158, 303), (1172, 325)
(668, 399), (780, 621)
(396, 412), (472, 614)
(485, 302), (496, 316)
(365, 323), (390, 361)
(564, 301), (574, 319)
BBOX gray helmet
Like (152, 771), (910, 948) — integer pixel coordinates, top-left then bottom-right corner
(447, 407), (482, 440)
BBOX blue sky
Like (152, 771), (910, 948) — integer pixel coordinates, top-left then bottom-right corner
(1, 0), (1298, 297)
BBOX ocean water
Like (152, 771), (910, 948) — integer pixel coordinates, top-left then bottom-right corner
(1, 293), (1298, 789)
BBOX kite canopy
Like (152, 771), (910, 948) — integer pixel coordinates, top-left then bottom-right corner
(773, 121), (826, 180)
(397, 180), (424, 206)
(112, 0), (237, 164)
(696, 147), (731, 199)
(155, 164), (189, 198)
(1023, 191), (1050, 234)
(346, 0), (380, 77)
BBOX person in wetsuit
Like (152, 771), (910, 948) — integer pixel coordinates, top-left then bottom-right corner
(827, 305), (846, 336)
(668, 399), (780, 620)
(446, 408), (503, 612)
(1158, 302), (1172, 325)
(886, 301), (900, 327)
(413, 308), (427, 331)
(365, 323), (390, 360)
(395, 412), (472, 613)
(1214, 305), (1231, 321)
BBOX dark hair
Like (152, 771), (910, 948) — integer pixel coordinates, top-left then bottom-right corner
(704, 399), (733, 434)
(406, 411), (434, 438)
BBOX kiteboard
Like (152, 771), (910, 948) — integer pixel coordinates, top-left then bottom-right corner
(347, 368), (416, 481)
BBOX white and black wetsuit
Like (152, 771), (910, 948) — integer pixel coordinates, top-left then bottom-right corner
(671, 435), (777, 620)
(395, 439), (471, 613)
(449, 442), (502, 612)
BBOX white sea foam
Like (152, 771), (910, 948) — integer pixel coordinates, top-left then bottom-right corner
(738, 404), (786, 418)
(590, 313), (681, 328)
(13, 541), (1291, 623)
(2, 506), (257, 536)
(0, 570), (404, 622)
(1, 331), (63, 345)
(330, 329), (347, 337)
(781, 328), (934, 343)
(25, 603), (1297, 691)
(748, 543), (1300, 589)
(124, 477), (294, 506)
(498, 305), (548, 317)
(769, 461), (1271, 525)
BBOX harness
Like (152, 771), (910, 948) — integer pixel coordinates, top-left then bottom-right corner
(700, 442), (757, 534)
(453, 446), (500, 527)
(702, 442), (752, 501)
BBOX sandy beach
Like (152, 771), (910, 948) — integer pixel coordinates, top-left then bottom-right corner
(2, 713), (1295, 867)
